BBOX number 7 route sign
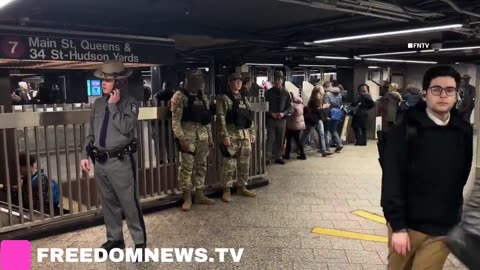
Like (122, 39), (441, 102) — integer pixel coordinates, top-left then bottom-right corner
(1, 36), (26, 58)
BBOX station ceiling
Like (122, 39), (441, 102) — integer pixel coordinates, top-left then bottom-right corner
(1, 0), (479, 66)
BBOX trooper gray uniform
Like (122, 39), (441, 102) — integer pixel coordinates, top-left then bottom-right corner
(82, 60), (146, 250)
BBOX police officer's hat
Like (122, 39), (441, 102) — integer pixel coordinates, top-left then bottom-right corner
(228, 73), (242, 82)
(462, 74), (471, 79)
(94, 60), (132, 80)
(274, 70), (285, 79)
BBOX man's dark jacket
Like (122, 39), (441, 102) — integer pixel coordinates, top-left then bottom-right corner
(381, 101), (473, 236)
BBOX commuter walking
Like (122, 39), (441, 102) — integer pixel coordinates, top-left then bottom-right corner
(324, 86), (344, 152)
(457, 74), (475, 123)
(381, 66), (473, 270)
(301, 86), (331, 157)
(379, 83), (402, 134)
(284, 91), (306, 160)
(81, 60), (147, 253)
(351, 84), (375, 146)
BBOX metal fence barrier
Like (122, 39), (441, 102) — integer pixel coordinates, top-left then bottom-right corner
(0, 98), (268, 234)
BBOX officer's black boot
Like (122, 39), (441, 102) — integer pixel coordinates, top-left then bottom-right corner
(133, 243), (147, 263)
(100, 240), (125, 253)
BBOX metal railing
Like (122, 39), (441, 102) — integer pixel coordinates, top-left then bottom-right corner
(0, 99), (268, 234)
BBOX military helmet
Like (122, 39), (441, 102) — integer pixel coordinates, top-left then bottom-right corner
(94, 60), (132, 80)
(274, 70), (285, 79)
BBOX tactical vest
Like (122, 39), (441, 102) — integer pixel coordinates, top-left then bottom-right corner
(180, 89), (212, 125)
(225, 92), (253, 129)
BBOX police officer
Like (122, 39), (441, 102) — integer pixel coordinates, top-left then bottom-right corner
(217, 73), (257, 202)
(171, 70), (215, 211)
(80, 60), (146, 252)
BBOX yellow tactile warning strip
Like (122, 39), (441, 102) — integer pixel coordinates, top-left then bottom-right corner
(351, 210), (387, 224)
(311, 210), (388, 242)
(311, 227), (388, 243)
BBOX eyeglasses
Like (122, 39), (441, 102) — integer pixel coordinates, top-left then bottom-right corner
(428, 86), (457, 96)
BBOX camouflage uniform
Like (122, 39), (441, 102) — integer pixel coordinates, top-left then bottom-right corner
(217, 73), (257, 202)
(171, 70), (215, 210)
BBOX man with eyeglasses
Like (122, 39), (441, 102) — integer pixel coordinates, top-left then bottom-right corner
(381, 66), (473, 269)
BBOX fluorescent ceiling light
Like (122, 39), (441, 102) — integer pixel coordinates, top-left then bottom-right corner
(0, 0), (15, 9)
(298, 64), (336, 68)
(310, 72), (337, 76)
(359, 45), (480, 57)
(365, 58), (437, 64)
(245, 63), (284, 66)
(422, 45), (480, 53)
(368, 66), (381, 69)
(359, 51), (417, 57)
(312, 24), (462, 44)
(315, 56), (350, 60)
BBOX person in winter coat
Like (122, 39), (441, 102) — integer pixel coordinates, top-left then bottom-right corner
(402, 84), (422, 108)
(381, 66), (472, 270)
(284, 92), (306, 160)
(351, 84), (375, 146)
(379, 84), (402, 134)
(447, 175), (480, 269)
(324, 86), (344, 153)
(301, 86), (332, 157)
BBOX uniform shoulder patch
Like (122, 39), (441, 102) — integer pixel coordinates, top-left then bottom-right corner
(170, 91), (183, 110)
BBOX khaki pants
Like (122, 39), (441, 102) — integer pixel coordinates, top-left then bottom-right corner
(387, 225), (450, 270)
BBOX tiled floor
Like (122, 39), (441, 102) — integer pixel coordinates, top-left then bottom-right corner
(29, 142), (470, 269)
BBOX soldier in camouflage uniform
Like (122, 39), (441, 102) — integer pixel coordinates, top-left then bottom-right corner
(170, 70), (215, 211)
(217, 73), (257, 202)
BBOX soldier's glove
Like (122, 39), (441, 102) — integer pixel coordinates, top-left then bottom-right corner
(180, 140), (191, 152)
(208, 138), (214, 148)
(223, 137), (231, 146)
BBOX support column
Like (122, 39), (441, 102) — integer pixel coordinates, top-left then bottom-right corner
(0, 70), (18, 187)
(151, 65), (161, 94)
(285, 66), (292, 82)
(475, 66), (480, 171)
(209, 59), (216, 96)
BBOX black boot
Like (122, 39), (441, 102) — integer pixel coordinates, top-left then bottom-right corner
(100, 240), (125, 253)
(274, 159), (285, 165)
(446, 226), (480, 270)
(297, 153), (306, 160)
(133, 243), (147, 263)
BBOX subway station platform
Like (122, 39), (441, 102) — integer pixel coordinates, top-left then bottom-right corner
(29, 142), (469, 270)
